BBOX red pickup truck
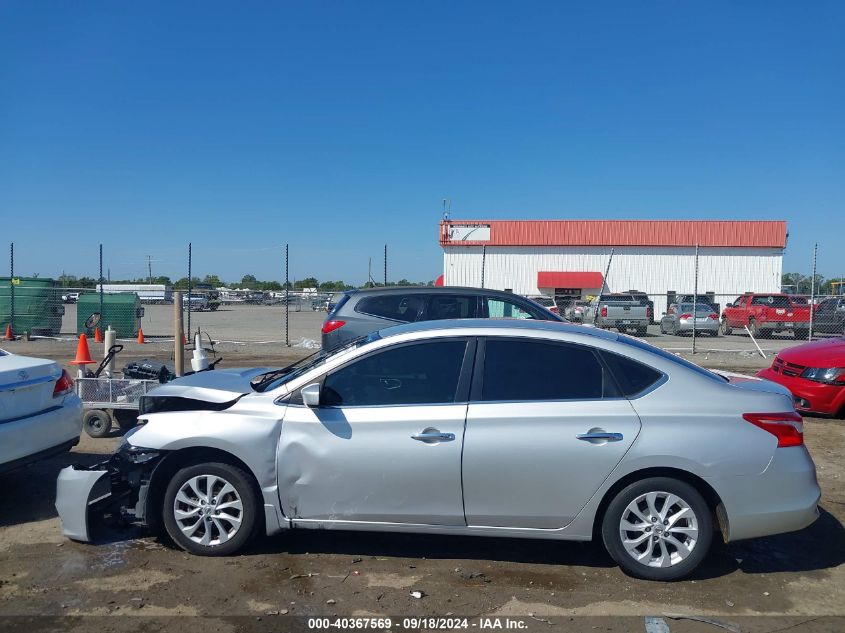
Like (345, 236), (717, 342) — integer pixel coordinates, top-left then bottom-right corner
(720, 293), (811, 338)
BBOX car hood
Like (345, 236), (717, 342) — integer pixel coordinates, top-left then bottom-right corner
(145, 367), (274, 404)
(777, 337), (845, 367)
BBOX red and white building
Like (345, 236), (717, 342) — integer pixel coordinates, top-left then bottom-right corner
(439, 219), (787, 315)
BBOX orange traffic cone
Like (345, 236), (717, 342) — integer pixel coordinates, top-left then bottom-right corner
(137, 328), (145, 344)
(94, 327), (103, 343)
(70, 334), (95, 365)
(3, 324), (12, 341)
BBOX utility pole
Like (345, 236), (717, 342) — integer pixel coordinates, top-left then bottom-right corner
(148, 255), (153, 285)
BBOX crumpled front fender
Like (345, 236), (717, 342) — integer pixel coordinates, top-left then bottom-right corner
(55, 466), (111, 542)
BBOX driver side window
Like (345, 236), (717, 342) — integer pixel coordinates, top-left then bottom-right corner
(321, 340), (468, 407)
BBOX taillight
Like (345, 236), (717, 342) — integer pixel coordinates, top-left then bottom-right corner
(550, 307), (559, 314)
(743, 412), (803, 447)
(646, 307), (653, 320)
(679, 313), (692, 319)
(600, 306), (608, 318)
(321, 320), (346, 335)
(53, 369), (74, 398)
(708, 313), (718, 320)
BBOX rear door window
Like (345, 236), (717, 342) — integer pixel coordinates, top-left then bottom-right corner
(355, 294), (424, 322)
(478, 339), (618, 401)
(423, 294), (479, 320)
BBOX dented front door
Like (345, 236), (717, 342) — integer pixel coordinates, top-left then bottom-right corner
(276, 338), (472, 526)
(277, 403), (467, 525)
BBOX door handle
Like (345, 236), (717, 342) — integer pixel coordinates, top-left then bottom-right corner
(411, 430), (456, 443)
(577, 432), (623, 442)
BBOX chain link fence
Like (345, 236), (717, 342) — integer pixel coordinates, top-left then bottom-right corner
(3, 240), (843, 352)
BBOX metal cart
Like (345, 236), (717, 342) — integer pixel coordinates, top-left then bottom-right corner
(76, 376), (159, 438)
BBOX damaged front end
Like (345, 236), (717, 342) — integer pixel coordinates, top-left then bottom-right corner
(55, 437), (165, 542)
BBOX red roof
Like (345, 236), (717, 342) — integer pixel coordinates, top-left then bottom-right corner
(440, 220), (787, 248)
(537, 272), (603, 289)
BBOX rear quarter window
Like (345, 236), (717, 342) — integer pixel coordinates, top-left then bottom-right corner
(599, 350), (664, 396)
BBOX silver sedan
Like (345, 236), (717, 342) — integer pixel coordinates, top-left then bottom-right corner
(56, 319), (819, 581)
(660, 303), (720, 336)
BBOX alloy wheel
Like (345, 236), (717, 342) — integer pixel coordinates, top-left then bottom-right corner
(173, 474), (244, 546)
(618, 491), (699, 568)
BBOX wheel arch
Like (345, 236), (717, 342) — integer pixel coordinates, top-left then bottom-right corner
(144, 446), (262, 535)
(592, 467), (727, 543)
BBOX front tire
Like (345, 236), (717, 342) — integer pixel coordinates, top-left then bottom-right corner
(162, 462), (260, 556)
(602, 477), (713, 581)
(720, 318), (732, 335)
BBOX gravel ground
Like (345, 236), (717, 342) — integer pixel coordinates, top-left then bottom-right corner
(1, 311), (843, 632)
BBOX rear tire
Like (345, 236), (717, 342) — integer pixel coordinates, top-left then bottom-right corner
(635, 326), (647, 336)
(162, 462), (260, 556)
(602, 477), (713, 581)
(83, 409), (112, 438)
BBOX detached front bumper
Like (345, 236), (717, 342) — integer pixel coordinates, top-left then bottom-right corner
(55, 447), (165, 543)
(55, 466), (111, 541)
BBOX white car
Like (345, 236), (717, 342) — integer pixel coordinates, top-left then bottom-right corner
(0, 349), (83, 473)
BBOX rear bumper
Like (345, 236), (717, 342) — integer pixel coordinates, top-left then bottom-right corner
(0, 437), (79, 474)
(759, 321), (810, 331)
(599, 319), (648, 329)
(677, 320), (720, 333)
(710, 446), (821, 542)
(757, 368), (844, 415)
(0, 396), (83, 468)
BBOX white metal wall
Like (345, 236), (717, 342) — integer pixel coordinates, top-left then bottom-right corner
(442, 245), (783, 315)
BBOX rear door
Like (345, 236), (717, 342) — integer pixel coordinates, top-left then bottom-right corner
(461, 337), (642, 529)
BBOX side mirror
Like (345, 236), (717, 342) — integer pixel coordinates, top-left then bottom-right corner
(301, 383), (321, 408)
(726, 302), (734, 308)
(661, 312), (667, 316)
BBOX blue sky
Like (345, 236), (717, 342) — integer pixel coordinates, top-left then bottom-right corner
(1, 1), (843, 284)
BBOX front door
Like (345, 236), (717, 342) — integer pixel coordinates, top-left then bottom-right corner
(277, 338), (473, 525)
(462, 338), (642, 529)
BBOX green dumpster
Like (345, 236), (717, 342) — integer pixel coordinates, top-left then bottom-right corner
(0, 277), (64, 336)
(77, 292), (144, 338)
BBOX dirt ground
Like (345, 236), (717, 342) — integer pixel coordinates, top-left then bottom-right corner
(1, 336), (843, 632)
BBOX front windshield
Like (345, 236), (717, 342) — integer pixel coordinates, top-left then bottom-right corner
(251, 332), (380, 393)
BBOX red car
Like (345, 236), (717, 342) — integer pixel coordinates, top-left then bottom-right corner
(757, 337), (845, 416)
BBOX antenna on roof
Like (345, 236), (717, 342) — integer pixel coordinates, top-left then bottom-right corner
(442, 198), (451, 221)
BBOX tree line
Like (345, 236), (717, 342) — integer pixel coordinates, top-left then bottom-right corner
(56, 273), (434, 292)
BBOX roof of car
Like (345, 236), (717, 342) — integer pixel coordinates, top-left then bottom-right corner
(347, 286), (534, 298)
(377, 318), (619, 341)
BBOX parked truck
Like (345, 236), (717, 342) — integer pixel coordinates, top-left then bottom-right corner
(720, 293), (811, 339)
(582, 293), (651, 335)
